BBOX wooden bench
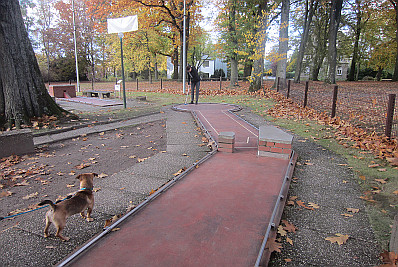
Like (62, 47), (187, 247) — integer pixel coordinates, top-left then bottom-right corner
(83, 91), (113, 98)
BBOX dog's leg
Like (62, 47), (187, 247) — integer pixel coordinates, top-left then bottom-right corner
(43, 215), (51, 238)
(55, 224), (70, 241)
(53, 217), (69, 241)
(86, 207), (93, 222)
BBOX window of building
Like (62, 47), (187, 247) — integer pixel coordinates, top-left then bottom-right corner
(203, 60), (210, 68)
(337, 66), (343, 76)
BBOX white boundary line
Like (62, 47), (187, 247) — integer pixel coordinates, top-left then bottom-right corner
(222, 111), (259, 138)
(197, 110), (219, 136)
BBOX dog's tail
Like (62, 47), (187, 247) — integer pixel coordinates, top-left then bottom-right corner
(38, 200), (56, 210)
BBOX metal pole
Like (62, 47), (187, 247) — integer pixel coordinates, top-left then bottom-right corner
(72, 0), (80, 92)
(119, 32), (127, 108)
(182, 0), (187, 94)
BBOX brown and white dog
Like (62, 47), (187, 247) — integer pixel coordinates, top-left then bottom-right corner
(38, 173), (97, 241)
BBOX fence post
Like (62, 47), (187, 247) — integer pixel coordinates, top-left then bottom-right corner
(385, 94), (396, 139)
(220, 76), (222, 91)
(331, 85), (338, 118)
(277, 77), (280, 92)
(303, 81), (309, 107)
(136, 78), (139, 91)
(160, 78), (163, 90)
(287, 80), (291, 98)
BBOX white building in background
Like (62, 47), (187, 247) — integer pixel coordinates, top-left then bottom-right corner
(167, 56), (228, 79)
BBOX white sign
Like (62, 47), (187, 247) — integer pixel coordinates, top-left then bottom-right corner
(107, 15), (138, 34)
(114, 84), (120, 91)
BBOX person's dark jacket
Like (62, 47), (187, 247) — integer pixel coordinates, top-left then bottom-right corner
(187, 66), (201, 84)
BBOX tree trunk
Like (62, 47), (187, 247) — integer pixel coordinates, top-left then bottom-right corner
(376, 66), (383, 81)
(249, 1), (268, 92)
(311, 9), (329, 81)
(348, 0), (362, 81)
(243, 61), (252, 78)
(172, 46), (179, 80)
(228, 0), (239, 87)
(391, 0), (398, 81)
(327, 0), (344, 84)
(294, 0), (319, 83)
(275, 0), (290, 90)
(0, 0), (65, 129)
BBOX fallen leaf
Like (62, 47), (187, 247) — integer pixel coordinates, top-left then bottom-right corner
(66, 184), (75, 188)
(341, 213), (353, 217)
(265, 238), (282, 253)
(282, 220), (297, 233)
(22, 192), (38, 200)
(386, 157), (398, 166)
(111, 228), (120, 232)
(296, 200), (314, 211)
(284, 258), (292, 263)
(137, 158), (147, 163)
(46, 246), (56, 249)
(97, 173), (108, 178)
(308, 202), (320, 209)
(368, 164), (380, 168)
(14, 180), (29, 186)
(378, 168), (387, 172)
(346, 208), (359, 213)
(325, 233), (349, 245)
(173, 167), (186, 176)
(393, 190), (398, 195)
(278, 225), (287, 236)
(380, 251), (398, 265)
(375, 179), (387, 184)
(286, 237), (293, 245)
(0, 191), (13, 197)
(75, 162), (91, 169)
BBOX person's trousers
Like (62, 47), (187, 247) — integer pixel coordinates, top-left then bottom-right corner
(191, 81), (200, 104)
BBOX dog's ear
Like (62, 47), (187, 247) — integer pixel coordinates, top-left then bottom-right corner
(92, 173), (98, 177)
(76, 174), (83, 180)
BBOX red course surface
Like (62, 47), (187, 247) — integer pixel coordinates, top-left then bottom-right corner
(64, 103), (295, 267)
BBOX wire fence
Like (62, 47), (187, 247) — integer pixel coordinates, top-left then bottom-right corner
(270, 80), (398, 139)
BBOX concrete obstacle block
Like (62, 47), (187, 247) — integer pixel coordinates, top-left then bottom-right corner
(258, 126), (293, 159)
(48, 85), (76, 98)
(218, 132), (235, 153)
(0, 129), (35, 158)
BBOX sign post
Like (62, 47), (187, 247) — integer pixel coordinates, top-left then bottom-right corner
(107, 15), (138, 108)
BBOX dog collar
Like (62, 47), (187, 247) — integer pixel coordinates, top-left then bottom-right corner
(80, 187), (93, 191)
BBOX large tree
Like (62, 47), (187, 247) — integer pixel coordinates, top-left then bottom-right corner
(326, 0), (344, 84)
(0, 0), (64, 129)
(294, 0), (319, 83)
(389, 0), (398, 81)
(275, 0), (290, 89)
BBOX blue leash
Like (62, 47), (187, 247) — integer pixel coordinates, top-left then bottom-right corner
(0, 195), (73, 221)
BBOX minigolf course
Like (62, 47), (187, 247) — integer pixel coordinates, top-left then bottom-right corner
(58, 103), (297, 267)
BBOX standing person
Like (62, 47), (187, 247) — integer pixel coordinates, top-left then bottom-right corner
(186, 65), (200, 104)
